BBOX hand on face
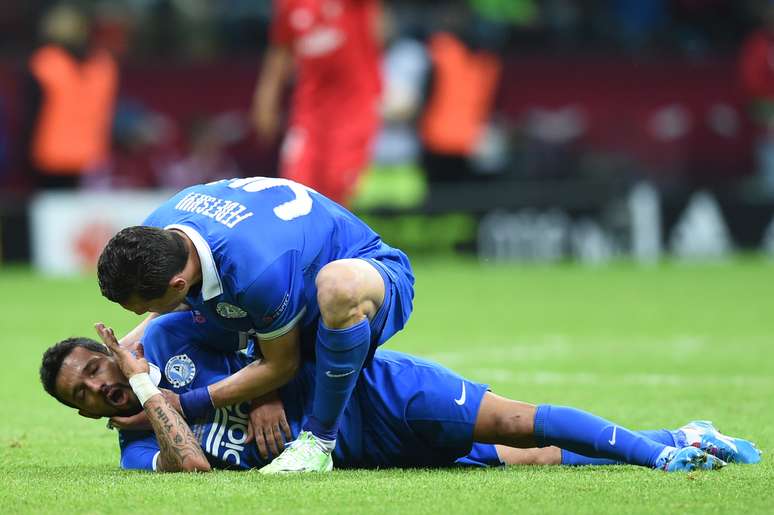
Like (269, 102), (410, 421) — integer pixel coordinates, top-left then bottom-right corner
(55, 345), (140, 419)
(94, 323), (149, 379)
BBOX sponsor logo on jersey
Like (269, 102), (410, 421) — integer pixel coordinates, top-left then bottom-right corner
(297, 27), (345, 57)
(216, 302), (248, 319)
(203, 403), (251, 466)
(164, 354), (197, 387)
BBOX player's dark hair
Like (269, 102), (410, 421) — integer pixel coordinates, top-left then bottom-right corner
(97, 226), (188, 303)
(39, 337), (109, 408)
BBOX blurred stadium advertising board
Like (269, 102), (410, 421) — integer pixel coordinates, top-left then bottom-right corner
(26, 186), (774, 275)
(30, 191), (174, 275)
(474, 183), (771, 264)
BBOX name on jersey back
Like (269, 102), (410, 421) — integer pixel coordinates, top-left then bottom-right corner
(175, 192), (254, 228)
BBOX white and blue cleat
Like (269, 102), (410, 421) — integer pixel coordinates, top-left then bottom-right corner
(679, 420), (762, 465)
(661, 446), (726, 472)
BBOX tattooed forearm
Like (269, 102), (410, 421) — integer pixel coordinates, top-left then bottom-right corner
(144, 395), (210, 472)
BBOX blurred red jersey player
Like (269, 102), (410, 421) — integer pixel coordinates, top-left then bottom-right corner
(252, 0), (383, 205)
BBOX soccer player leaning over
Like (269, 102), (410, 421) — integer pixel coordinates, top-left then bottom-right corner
(97, 177), (415, 473)
(40, 313), (761, 473)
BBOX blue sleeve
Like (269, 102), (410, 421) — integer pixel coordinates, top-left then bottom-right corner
(143, 311), (242, 357)
(140, 318), (167, 370)
(239, 250), (306, 340)
(118, 431), (160, 471)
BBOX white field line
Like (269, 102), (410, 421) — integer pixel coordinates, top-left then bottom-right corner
(424, 335), (709, 365)
(425, 341), (571, 365)
(466, 368), (774, 388)
(421, 335), (771, 387)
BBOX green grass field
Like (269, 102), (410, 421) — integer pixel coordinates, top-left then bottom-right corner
(1, 259), (773, 514)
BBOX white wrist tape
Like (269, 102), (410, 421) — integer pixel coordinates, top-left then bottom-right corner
(128, 372), (161, 407)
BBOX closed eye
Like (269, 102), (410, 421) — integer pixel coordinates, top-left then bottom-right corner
(84, 357), (100, 377)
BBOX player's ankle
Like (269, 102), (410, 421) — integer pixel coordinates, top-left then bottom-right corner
(311, 433), (336, 453)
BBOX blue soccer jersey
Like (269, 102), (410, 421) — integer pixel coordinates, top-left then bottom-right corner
(118, 312), (502, 471)
(119, 311), (264, 470)
(142, 177), (397, 342)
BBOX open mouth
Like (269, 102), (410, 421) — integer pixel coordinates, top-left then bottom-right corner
(106, 385), (127, 407)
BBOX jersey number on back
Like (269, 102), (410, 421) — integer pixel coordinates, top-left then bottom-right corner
(227, 177), (313, 221)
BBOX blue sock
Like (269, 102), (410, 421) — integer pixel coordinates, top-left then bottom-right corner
(534, 405), (670, 468)
(304, 318), (370, 442)
(560, 429), (678, 466)
(638, 429), (678, 447)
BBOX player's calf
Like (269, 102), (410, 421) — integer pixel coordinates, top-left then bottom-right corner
(267, 259), (386, 472)
(496, 445), (562, 466)
(473, 393), (725, 472)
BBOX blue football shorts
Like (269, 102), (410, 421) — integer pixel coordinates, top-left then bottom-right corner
(360, 242), (415, 347)
(338, 350), (503, 468)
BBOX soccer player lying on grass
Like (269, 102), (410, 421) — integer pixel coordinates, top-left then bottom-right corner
(98, 176), (418, 473)
(39, 312), (761, 473)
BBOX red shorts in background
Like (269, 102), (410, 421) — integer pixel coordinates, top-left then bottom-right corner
(271, 0), (382, 205)
(280, 104), (379, 205)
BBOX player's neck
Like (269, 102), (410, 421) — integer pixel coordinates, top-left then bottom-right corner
(178, 231), (203, 287)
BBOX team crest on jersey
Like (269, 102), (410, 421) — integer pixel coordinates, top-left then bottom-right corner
(216, 302), (247, 319)
(164, 354), (196, 387)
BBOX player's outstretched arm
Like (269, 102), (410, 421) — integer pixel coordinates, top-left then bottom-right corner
(207, 326), (301, 408)
(95, 323), (210, 473)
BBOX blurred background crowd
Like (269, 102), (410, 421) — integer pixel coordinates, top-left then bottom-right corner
(2, 0), (774, 268)
(0, 0), (764, 60)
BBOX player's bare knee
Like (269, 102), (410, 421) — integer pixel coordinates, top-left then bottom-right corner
(316, 262), (363, 327)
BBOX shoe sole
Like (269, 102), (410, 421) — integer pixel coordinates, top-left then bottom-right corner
(665, 450), (725, 472)
(259, 463), (334, 475)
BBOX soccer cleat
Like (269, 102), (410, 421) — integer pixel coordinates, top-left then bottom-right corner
(259, 431), (333, 474)
(661, 446), (726, 472)
(679, 420), (762, 464)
